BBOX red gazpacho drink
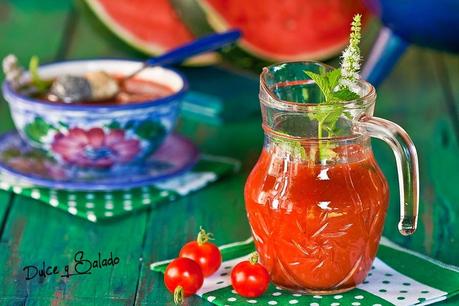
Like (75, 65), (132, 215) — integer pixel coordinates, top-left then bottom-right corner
(245, 61), (419, 294)
(245, 142), (388, 292)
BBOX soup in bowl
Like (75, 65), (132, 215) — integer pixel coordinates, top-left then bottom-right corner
(2, 59), (188, 168)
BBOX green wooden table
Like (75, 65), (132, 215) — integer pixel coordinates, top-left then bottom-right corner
(0, 1), (458, 305)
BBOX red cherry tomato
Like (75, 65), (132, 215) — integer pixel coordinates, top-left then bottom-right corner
(164, 258), (204, 304)
(231, 252), (270, 298)
(179, 227), (222, 277)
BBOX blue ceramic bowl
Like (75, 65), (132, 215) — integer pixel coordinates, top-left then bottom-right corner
(2, 59), (188, 168)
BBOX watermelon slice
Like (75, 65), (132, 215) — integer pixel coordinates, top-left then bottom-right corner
(85, 0), (218, 65)
(191, 0), (368, 61)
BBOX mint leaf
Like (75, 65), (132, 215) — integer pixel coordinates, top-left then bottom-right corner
(319, 142), (337, 161)
(301, 14), (364, 163)
(288, 140), (307, 160)
(309, 104), (344, 133)
(305, 68), (342, 103)
(305, 70), (331, 101)
(308, 108), (329, 123)
(322, 105), (344, 134)
(326, 69), (341, 91)
(304, 68), (355, 162)
(332, 88), (360, 101)
(343, 111), (353, 120)
(272, 136), (307, 160)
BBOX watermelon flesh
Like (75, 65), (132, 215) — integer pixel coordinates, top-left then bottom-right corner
(89, 0), (192, 53)
(200, 0), (368, 61)
(86, 0), (217, 64)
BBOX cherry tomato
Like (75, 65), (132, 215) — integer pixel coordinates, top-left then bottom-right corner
(179, 227), (222, 276)
(231, 252), (270, 298)
(164, 257), (204, 304)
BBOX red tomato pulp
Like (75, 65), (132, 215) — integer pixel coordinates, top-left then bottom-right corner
(244, 146), (389, 293)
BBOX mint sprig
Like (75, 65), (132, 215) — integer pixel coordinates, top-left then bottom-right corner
(305, 69), (359, 104)
(272, 14), (363, 163)
(305, 69), (341, 102)
(306, 14), (363, 163)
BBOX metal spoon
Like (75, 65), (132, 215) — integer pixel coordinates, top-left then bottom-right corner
(50, 30), (242, 103)
(122, 29), (241, 83)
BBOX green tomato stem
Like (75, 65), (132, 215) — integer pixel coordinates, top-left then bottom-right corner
(174, 286), (184, 305)
(197, 226), (213, 246)
(249, 252), (259, 265)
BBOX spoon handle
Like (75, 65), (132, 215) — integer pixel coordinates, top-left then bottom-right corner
(146, 29), (241, 66)
(123, 29), (241, 82)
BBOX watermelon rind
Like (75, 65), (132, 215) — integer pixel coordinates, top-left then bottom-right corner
(85, 0), (220, 66)
(173, 0), (369, 71)
(171, 0), (214, 36)
(198, 0), (350, 62)
(171, 0), (270, 71)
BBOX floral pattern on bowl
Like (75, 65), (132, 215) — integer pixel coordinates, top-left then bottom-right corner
(22, 114), (168, 168)
(51, 127), (141, 168)
(2, 59), (188, 169)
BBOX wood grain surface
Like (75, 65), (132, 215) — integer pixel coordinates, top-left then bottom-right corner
(0, 1), (457, 305)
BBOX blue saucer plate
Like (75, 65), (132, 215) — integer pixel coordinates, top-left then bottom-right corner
(0, 131), (199, 191)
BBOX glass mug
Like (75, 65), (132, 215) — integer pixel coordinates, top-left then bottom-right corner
(244, 62), (419, 294)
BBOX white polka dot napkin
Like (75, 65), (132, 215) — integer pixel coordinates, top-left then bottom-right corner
(151, 237), (459, 306)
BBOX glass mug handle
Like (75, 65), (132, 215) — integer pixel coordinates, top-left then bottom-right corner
(357, 116), (419, 236)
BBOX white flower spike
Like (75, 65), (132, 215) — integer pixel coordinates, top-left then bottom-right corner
(338, 14), (362, 94)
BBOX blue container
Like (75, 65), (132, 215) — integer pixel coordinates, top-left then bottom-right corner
(2, 59), (188, 168)
(362, 0), (459, 86)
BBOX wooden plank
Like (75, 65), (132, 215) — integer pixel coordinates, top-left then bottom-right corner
(0, 1), (150, 305)
(0, 3), (457, 303)
(0, 194), (149, 305)
(43, 2), (262, 304)
(123, 61), (263, 304)
(428, 118), (459, 264)
(372, 46), (459, 266)
(438, 53), (459, 140)
(136, 114), (262, 304)
(0, 191), (13, 238)
(426, 53), (459, 264)
(136, 102), (263, 305)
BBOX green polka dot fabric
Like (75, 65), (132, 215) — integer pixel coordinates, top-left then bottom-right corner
(0, 155), (239, 222)
(151, 237), (459, 306)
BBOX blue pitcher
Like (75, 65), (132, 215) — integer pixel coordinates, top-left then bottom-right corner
(362, 0), (459, 86)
